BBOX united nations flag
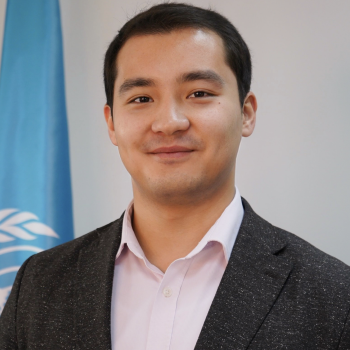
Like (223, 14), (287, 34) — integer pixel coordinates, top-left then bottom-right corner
(0, 0), (74, 313)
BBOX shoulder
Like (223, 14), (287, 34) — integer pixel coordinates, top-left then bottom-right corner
(242, 197), (350, 302)
(23, 216), (123, 274)
(264, 216), (350, 307)
(279, 226), (350, 293)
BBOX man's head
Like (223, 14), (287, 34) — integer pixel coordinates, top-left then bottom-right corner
(104, 3), (257, 205)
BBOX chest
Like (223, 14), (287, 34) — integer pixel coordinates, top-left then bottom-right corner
(111, 244), (226, 350)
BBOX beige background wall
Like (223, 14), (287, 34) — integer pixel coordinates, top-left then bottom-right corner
(1, 0), (350, 264)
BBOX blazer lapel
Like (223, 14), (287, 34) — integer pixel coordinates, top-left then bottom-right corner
(74, 216), (123, 350)
(195, 198), (293, 350)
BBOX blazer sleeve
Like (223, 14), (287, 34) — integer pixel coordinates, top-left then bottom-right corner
(338, 307), (350, 350)
(0, 256), (33, 350)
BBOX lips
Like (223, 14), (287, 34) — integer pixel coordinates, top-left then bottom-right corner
(150, 146), (193, 153)
(149, 145), (194, 159)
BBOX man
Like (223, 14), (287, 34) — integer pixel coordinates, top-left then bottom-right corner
(1, 3), (350, 349)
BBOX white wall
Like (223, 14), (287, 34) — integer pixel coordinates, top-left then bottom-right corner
(1, 0), (349, 265)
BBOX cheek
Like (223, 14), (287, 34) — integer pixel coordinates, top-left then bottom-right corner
(112, 115), (149, 177)
(114, 112), (146, 151)
(194, 103), (242, 155)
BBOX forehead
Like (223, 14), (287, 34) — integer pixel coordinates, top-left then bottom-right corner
(115, 28), (229, 82)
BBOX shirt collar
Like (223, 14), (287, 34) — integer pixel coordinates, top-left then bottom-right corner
(184, 187), (244, 262)
(116, 187), (244, 265)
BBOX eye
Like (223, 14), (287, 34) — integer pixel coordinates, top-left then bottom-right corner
(131, 96), (154, 103)
(188, 91), (213, 99)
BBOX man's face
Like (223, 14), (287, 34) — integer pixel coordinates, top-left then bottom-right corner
(105, 28), (256, 204)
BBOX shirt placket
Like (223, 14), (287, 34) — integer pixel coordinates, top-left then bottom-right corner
(145, 258), (192, 350)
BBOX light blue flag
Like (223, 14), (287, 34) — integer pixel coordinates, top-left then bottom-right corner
(0, 0), (74, 313)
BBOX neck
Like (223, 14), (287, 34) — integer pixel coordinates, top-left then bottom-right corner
(131, 179), (236, 273)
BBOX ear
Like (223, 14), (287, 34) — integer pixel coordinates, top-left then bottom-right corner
(242, 92), (257, 137)
(104, 104), (118, 146)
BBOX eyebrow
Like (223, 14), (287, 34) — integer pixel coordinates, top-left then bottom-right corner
(119, 78), (156, 95)
(118, 69), (224, 96)
(179, 70), (225, 87)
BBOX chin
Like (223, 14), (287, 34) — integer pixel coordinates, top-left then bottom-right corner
(145, 175), (209, 205)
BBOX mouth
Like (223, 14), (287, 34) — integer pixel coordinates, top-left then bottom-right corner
(149, 145), (194, 159)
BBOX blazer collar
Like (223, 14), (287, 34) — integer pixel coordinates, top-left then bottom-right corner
(194, 197), (293, 349)
(74, 216), (124, 350)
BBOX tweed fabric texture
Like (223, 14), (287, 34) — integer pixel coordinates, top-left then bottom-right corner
(1, 198), (350, 349)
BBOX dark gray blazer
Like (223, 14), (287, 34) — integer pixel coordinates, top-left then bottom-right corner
(1, 198), (350, 349)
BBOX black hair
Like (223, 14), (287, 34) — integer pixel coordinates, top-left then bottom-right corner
(103, 3), (251, 112)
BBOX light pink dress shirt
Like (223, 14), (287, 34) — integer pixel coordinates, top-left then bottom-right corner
(111, 188), (244, 350)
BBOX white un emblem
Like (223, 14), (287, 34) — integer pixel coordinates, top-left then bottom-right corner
(0, 209), (59, 314)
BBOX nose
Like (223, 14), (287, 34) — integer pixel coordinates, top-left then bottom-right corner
(151, 100), (190, 135)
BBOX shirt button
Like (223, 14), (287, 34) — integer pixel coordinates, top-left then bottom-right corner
(163, 287), (172, 298)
